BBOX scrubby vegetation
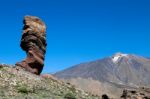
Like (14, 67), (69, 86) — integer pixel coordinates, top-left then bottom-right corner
(0, 64), (100, 99)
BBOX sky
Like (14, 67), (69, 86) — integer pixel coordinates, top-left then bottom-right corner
(0, 0), (150, 73)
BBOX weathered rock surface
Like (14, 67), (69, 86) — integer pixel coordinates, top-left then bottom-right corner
(121, 88), (150, 99)
(16, 15), (47, 75)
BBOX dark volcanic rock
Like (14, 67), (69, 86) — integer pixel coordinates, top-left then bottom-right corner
(16, 15), (47, 75)
(102, 94), (109, 99)
(121, 87), (150, 99)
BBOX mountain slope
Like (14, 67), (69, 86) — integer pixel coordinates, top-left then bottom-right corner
(0, 64), (100, 99)
(54, 53), (150, 86)
(54, 53), (150, 99)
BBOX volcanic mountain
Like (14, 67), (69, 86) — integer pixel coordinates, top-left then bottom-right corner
(54, 53), (150, 98)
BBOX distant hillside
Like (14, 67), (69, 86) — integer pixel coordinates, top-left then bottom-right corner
(0, 64), (100, 99)
(54, 53), (150, 86)
(54, 53), (150, 98)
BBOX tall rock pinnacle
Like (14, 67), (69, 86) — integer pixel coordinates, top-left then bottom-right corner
(16, 15), (47, 75)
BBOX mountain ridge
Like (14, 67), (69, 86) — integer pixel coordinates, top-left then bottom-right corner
(55, 53), (150, 85)
(54, 53), (150, 98)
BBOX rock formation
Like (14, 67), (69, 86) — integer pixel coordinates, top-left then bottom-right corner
(16, 15), (47, 75)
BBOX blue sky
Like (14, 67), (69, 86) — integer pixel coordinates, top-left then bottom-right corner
(0, 0), (150, 73)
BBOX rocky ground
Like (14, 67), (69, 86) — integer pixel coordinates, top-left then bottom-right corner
(0, 64), (100, 99)
(1, 64), (150, 99)
(121, 87), (150, 99)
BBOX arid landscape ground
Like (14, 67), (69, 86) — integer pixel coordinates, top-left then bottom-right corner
(0, 64), (100, 99)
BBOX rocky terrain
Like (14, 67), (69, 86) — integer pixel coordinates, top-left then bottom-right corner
(54, 53), (150, 98)
(121, 87), (150, 99)
(0, 64), (100, 99)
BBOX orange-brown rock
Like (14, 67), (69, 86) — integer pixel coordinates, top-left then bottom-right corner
(16, 15), (47, 75)
(41, 74), (61, 83)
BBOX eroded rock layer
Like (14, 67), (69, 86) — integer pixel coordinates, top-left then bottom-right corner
(16, 15), (47, 75)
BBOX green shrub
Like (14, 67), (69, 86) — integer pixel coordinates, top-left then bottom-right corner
(64, 92), (76, 99)
(17, 84), (29, 94)
(69, 85), (76, 93)
(0, 66), (3, 70)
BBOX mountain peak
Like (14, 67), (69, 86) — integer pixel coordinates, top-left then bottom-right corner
(54, 53), (150, 98)
(112, 52), (128, 63)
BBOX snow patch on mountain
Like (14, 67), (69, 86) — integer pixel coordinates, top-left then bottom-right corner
(112, 53), (128, 63)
